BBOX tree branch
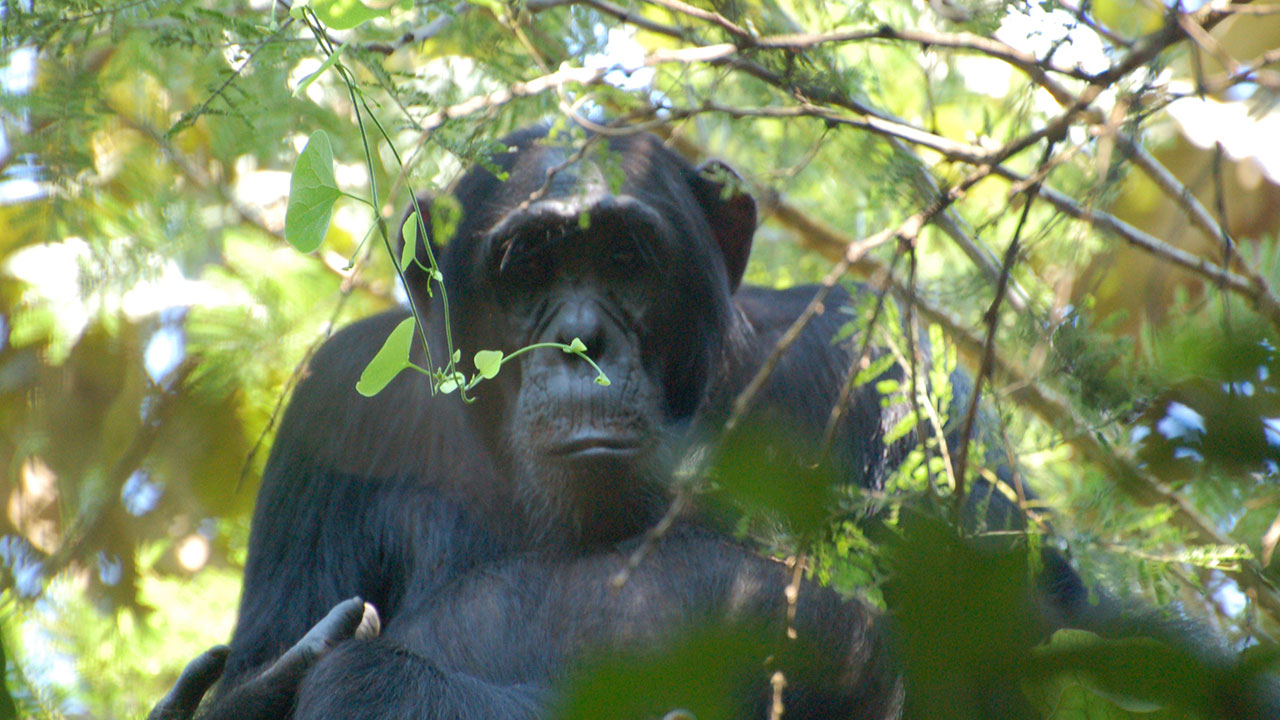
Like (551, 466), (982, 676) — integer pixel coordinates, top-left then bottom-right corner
(766, 191), (1280, 620)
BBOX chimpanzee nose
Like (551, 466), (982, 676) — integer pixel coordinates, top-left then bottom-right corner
(552, 300), (607, 362)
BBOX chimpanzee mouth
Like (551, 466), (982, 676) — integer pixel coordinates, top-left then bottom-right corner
(547, 433), (644, 461)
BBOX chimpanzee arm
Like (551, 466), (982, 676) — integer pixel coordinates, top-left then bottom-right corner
(214, 313), (512, 698)
(292, 530), (901, 720)
(149, 598), (379, 720)
(294, 640), (549, 720)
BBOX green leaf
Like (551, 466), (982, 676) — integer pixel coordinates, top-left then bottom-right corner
(566, 337), (587, 354)
(437, 371), (465, 394)
(883, 409), (919, 445)
(594, 374), (611, 386)
(855, 352), (898, 388)
(474, 349), (503, 379)
(356, 317), (415, 397)
(311, 0), (387, 29)
(557, 626), (756, 720)
(285, 130), (343, 253)
(292, 38), (350, 98)
(710, 423), (831, 539)
(400, 211), (419, 270)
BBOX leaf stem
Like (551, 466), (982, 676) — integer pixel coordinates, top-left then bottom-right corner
(464, 339), (611, 391)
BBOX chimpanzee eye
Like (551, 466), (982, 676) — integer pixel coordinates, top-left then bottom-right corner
(606, 235), (648, 274)
(495, 230), (557, 287)
(501, 247), (554, 286)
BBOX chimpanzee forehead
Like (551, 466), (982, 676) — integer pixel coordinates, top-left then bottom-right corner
(499, 135), (682, 207)
(507, 144), (609, 202)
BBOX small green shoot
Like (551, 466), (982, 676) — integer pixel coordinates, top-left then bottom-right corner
(292, 38), (350, 98)
(357, 332), (611, 398)
(465, 338), (610, 389)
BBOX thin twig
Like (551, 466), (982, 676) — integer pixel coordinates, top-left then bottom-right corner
(724, 227), (901, 435)
(820, 254), (900, 456)
(756, 25), (1095, 88)
(767, 193), (1280, 619)
(610, 492), (690, 588)
(642, 0), (753, 41)
(1056, 0), (1134, 47)
(529, 0), (687, 38)
(952, 141), (1055, 517)
(168, 19), (290, 137)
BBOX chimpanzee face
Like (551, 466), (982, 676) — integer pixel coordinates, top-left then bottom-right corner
(419, 131), (755, 546)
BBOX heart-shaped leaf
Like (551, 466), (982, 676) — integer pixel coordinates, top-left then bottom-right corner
(474, 349), (503, 379)
(437, 371), (465, 394)
(285, 130), (343, 253)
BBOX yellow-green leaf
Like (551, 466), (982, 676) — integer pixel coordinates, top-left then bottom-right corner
(474, 349), (503, 379)
(356, 317), (415, 397)
(312, 0), (386, 29)
(285, 130), (343, 253)
(400, 211), (419, 271)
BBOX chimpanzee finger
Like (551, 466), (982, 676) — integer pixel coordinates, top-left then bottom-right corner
(146, 645), (230, 720)
(266, 597), (370, 679)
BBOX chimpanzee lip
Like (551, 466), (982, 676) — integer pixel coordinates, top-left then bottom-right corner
(549, 433), (644, 459)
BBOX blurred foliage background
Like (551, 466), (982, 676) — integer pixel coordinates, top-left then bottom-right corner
(2, 0), (1280, 717)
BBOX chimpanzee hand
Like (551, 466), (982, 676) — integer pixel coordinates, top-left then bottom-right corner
(147, 645), (229, 720)
(148, 598), (380, 720)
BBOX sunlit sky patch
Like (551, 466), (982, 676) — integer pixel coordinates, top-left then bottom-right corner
(144, 323), (186, 384)
(5, 240), (246, 355)
(585, 27), (655, 92)
(1167, 94), (1280, 183)
(997, 6), (1112, 75)
(1156, 401), (1207, 440)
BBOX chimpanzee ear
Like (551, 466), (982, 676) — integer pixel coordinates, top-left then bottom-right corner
(690, 160), (756, 292)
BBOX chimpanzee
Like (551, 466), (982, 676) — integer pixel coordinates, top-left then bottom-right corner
(146, 127), (920, 719)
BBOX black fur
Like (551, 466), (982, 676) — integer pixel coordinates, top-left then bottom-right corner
(205, 129), (903, 718)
